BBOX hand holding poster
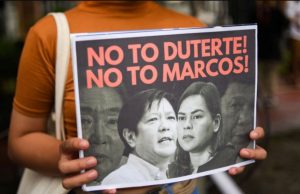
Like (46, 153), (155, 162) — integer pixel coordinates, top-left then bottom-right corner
(71, 25), (257, 191)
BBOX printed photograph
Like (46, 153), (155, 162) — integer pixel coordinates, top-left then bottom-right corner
(71, 25), (257, 191)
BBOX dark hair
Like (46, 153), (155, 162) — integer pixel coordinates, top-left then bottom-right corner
(79, 84), (128, 104)
(118, 89), (176, 156)
(170, 81), (222, 177)
(177, 82), (221, 118)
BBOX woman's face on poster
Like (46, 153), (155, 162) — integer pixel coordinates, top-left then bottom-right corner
(134, 98), (177, 164)
(177, 95), (217, 153)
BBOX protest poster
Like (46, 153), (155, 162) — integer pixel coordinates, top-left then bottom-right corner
(71, 25), (257, 191)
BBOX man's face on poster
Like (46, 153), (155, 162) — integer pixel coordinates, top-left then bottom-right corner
(221, 82), (254, 143)
(80, 87), (124, 182)
(134, 98), (177, 164)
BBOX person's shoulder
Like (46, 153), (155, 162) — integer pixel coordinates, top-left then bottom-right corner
(168, 162), (192, 178)
(152, 2), (207, 27)
(29, 14), (57, 38)
(23, 14), (58, 54)
(102, 165), (132, 185)
(21, 14), (58, 63)
(102, 170), (124, 185)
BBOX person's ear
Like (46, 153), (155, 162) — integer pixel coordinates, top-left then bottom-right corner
(213, 113), (221, 133)
(123, 128), (136, 148)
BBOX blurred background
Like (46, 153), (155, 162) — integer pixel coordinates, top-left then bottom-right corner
(0, 1), (299, 194)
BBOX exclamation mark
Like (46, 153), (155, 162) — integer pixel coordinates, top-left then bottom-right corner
(244, 55), (248, 73)
(243, 35), (247, 54)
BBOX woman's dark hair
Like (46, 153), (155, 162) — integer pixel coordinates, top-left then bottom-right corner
(118, 88), (176, 156)
(170, 81), (222, 177)
(177, 81), (221, 118)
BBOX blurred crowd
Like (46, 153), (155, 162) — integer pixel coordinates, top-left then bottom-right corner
(256, 1), (300, 106)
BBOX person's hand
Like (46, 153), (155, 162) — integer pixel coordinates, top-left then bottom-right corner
(102, 189), (117, 194)
(228, 126), (267, 175)
(58, 138), (117, 193)
(58, 138), (99, 189)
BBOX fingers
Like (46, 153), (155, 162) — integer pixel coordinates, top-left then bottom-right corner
(228, 166), (245, 175)
(230, 127), (267, 176)
(245, 127), (267, 160)
(250, 126), (265, 140)
(58, 138), (99, 189)
(62, 169), (98, 189)
(58, 156), (97, 174)
(240, 145), (267, 160)
(231, 146), (267, 176)
(60, 138), (89, 155)
(60, 138), (89, 163)
(102, 189), (117, 194)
